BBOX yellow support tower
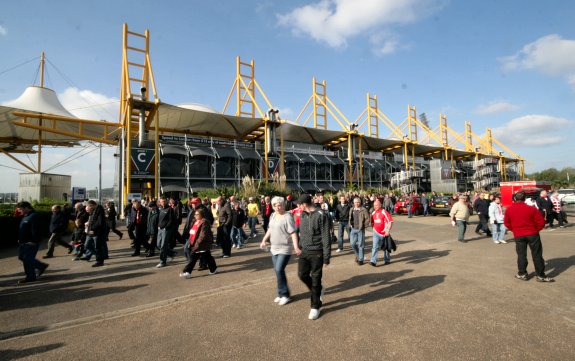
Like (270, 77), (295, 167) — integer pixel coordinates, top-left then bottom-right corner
(120, 23), (160, 202)
(223, 56), (276, 181)
(367, 94), (379, 138)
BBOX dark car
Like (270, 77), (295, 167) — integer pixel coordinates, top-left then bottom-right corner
(394, 196), (424, 215)
(429, 196), (451, 215)
(430, 195), (474, 216)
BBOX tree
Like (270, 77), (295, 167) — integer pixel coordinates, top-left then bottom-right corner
(419, 113), (430, 128)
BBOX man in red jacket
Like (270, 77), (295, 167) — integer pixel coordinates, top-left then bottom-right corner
(504, 191), (554, 282)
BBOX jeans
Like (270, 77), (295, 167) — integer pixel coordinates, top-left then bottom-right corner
(370, 231), (390, 264)
(84, 234), (106, 263)
(456, 220), (467, 241)
(491, 223), (506, 242)
(515, 233), (546, 277)
(337, 221), (350, 250)
(272, 253), (291, 298)
(157, 228), (174, 264)
(423, 204), (428, 216)
(248, 217), (258, 237)
(230, 226), (247, 247)
(182, 251), (217, 274)
(18, 242), (47, 281)
(407, 206), (413, 218)
(350, 228), (365, 262)
(298, 251), (324, 309)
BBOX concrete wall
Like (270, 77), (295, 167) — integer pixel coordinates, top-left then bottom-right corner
(18, 173), (71, 202)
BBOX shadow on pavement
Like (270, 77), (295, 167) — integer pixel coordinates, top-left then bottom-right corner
(545, 255), (575, 278)
(323, 272), (446, 314)
(0, 342), (65, 360)
(388, 248), (450, 265)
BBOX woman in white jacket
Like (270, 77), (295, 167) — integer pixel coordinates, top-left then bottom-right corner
(488, 195), (507, 244)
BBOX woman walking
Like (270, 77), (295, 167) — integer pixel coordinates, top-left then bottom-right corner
(180, 208), (217, 278)
(260, 196), (300, 306)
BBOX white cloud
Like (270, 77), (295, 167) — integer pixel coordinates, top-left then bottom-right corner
(499, 34), (575, 87)
(474, 101), (520, 115)
(491, 114), (573, 147)
(58, 87), (120, 121)
(278, 0), (443, 51)
(0, 25), (7, 36)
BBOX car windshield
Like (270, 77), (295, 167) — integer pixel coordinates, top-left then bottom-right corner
(433, 196), (450, 202)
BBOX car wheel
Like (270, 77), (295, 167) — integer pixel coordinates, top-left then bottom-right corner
(414, 208), (420, 216)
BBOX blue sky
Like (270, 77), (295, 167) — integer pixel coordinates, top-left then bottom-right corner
(1, 0), (574, 192)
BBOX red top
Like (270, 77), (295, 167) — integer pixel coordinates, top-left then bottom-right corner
(504, 201), (545, 237)
(189, 220), (201, 245)
(291, 207), (302, 226)
(371, 208), (393, 235)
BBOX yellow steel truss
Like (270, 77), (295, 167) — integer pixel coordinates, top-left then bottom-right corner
(120, 23), (160, 201)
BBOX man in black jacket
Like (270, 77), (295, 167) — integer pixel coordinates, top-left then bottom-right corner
(82, 200), (109, 267)
(44, 204), (73, 258)
(16, 202), (49, 284)
(129, 199), (149, 256)
(296, 194), (330, 320)
(156, 196), (176, 268)
(334, 195), (351, 253)
(536, 190), (554, 227)
(216, 196), (233, 257)
(474, 193), (492, 237)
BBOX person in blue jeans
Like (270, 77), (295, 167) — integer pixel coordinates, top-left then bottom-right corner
(82, 200), (109, 267)
(16, 202), (49, 284)
(370, 200), (394, 266)
(260, 196), (300, 306)
(348, 197), (370, 265)
(334, 195), (351, 253)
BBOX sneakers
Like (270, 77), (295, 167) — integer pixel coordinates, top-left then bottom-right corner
(499, 240), (508, 244)
(208, 268), (218, 275)
(155, 263), (166, 268)
(274, 297), (281, 303)
(308, 308), (320, 320)
(515, 273), (528, 281)
(536, 275), (555, 283)
(179, 272), (192, 279)
(493, 240), (500, 244)
(335, 248), (342, 253)
(278, 297), (291, 306)
(92, 262), (104, 267)
(232, 244), (236, 248)
(369, 262), (377, 267)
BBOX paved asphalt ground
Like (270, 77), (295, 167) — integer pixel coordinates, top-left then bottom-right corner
(1, 208), (574, 361)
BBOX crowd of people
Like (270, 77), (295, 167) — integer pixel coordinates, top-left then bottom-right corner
(14, 187), (567, 318)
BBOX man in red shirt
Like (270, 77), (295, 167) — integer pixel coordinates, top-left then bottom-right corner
(370, 199), (394, 266)
(504, 191), (554, 282)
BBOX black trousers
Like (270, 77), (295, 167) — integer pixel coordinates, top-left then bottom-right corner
(515, 233), (546, 277)
(217, 224), (232, 256)
(475, 213), (491, 235)
(182, 251), (217, 274)
(298, 251), (324, 309)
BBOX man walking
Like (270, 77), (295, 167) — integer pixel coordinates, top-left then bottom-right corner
(334, 195), (351, 253)
(83, 200), (108, 267)
(216, 196), (233, 258)
(504, 191), (554, 282)
(296, 194), (330, 320)
(44, 205), (73, 258)
(16, 202), (49, 284)
(449, 194), (471, 242)
(370, 199), (394, 266)
(156, 196), (176, 268)
(348, 197), (370, 265)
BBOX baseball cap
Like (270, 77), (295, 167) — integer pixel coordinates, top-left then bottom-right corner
(296, 194), (312, 205)
(191, 198), (201, 205)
